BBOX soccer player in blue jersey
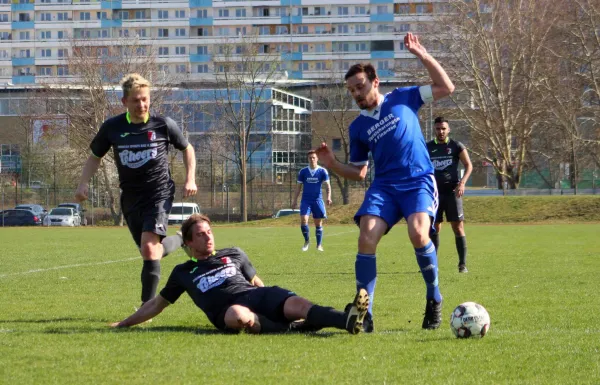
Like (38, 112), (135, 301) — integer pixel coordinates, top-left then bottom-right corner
(292, 150), (332, 252)
(316, 33), (455, 331)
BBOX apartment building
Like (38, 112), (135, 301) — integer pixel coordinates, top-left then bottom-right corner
(0, 0), (446, 85)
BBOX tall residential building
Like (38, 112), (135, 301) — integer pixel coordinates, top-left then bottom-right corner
(0, 0), (444, 85)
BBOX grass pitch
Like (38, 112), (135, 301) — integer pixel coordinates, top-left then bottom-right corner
(0, 224), (599, 384)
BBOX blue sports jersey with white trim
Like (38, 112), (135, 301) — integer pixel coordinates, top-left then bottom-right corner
(297, 166), (329, 201)
(349, 86), (434, 184)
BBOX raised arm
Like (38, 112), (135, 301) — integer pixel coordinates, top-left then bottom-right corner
(182, 144), (197, 197)
(75, 155), (102, 202)
(404, 32), (455, 101)
(110, 295), (170, 327)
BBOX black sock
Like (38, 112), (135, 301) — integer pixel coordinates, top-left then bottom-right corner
(141, 260), (161, 303)
(161, 234), (183, 258)
(455, 236), (467, 266)
(305, 305), (346, 330)
(430, 232), (439, 251)
(256, 315), (290, 334)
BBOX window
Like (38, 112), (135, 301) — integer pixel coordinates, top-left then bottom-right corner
(135, 28), (146, 37)
(57, 12), (68, 21)
(197, 64), (209, 73)
(355, 6), (367, 15)
(134, 10), (145, 19)
(158, 47), (169, 56)
(399, 23), (410, 32)
(397, 5), (409, 14)
(175, 28), (185, 37)
(216, 27), (229, 36)
(57, 31), (65, 39)
(18, 13), (31, 21)
(297, 62), (308, 71)
(218, 9), (229, 17)
(19, 31), (30, 40)
(40, 13), (51, 21)
(275, 26), (288, 35)
(197, 45), (208, 54)
(158, 29), (169, 37)
(315, 44), (326, 53)
(159, 64), (169, 74)
(315, 62), (327, 70)
(175, 46), (186, 55)
(158, 10), (169, 19)
(315, 26), (325, 34)
(377, 61), (389, 70)
(337, 24), (349, 34)
(98, 47), (108, 56)
(41, 49), (51, 57)
(175, 10), (186, 18)
(258, 26), (269, 35)
(118, 29), (129, 37)
(274, 7), (288, 16)
(57, 66), (68, 76)
(235, 9), (246, 17)
(197, 9), (208, 18)
(197, 27), (207, 36)
(355, 24), (366, 33)
(295, 44), (308, 53)
(0, 14), (7, 22)
(259, 44), (269, 53)
(332, 138), (342, 151)
(80, 30), (91, 38)
(80, 12), (90, 21)
(377, 5), (389, 14)
(20, 49), (31, 58)
(416, 5), (427, 14)
(338, 7), (349, 15)
(296, 25), (308, 34)
(58, 49), (68, 57)
(235, 27), (246, 35)
(119, 11), (129, 20)
(176, 64), (186, 73)
(299, 7), (308, 16)
(40, 31), (51, 39)
(97, 11), (108, 20)
(39, 67), (52, 76)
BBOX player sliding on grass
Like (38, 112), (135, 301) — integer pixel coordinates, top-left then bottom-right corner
(315, 33), (455, 332)
(111, 214), (369, 334)
(75, 73), (197, 306)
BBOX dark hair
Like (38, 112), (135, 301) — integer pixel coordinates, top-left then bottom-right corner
(307, 150), (317, 157)
(181, 213), (212, 242)
(434, 116), (449, 124)
(345, 63), (378, 82)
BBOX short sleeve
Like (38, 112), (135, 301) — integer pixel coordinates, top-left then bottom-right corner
(456, 141), (467, 153)
(349, 122), (369, 165)
(165, 117), (189, 151)
(297, 169), (304, 184)
(159, 268), (186, 304)
(89, 122), (112, 158)
(393, 86), (424, 111)
(235, 248), (257, 282)
(322, 168), (329, 182)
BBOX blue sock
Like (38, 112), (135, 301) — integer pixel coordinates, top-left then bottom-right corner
(415, 241), (442, 302)
(315, 226), (323, 246)
(300, 225), (309, 242)
(355, 253), (377, 316)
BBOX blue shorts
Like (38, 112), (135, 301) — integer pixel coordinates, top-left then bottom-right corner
(300, 199), (327, 219)
(354, 175), (438, 232)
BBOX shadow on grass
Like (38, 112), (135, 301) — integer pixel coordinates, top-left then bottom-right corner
(0, 317), (105, 324)
(43, 325), (222, 335)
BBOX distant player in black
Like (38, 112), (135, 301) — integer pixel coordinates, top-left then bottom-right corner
(75, 73), (198, 303)
(110, 214), (369, 334)
(426, 117), (473, 273)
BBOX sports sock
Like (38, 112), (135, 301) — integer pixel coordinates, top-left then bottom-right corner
(141, 260), (161, 303)
(315, 226), (323, 246)
(256, 315), (290, 334)
(161, 234), (183, 258)
(415, 241), (442, 302)
(456, 236), (467, 266)
(430, 232), (439, 251)
(305, 305), (345, 330)
(301, 224), (309, 242)
(356, 253), (377, 316)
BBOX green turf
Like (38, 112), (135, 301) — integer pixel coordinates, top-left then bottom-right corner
(1, 225), (599, 384)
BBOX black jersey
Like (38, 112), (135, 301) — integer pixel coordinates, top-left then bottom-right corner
(159, 248), (258, 319)
(90, 113), (189, 213)
(426, 138), (466, 192)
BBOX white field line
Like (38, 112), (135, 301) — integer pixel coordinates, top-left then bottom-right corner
(0, 257), (139, 279)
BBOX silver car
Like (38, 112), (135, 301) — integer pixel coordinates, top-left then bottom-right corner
(43, 207), (81, 227)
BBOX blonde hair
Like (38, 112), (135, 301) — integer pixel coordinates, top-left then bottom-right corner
(120, 73), (150, 99)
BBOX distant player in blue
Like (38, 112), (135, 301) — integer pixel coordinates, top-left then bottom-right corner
(292, 150), (332, 252)
(316, 33), (455, 332)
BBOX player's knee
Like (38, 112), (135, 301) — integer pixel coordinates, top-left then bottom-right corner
(408, 229), (430, 248)
(283, 296), (312, 320)
(140, 243), (161, 260)
(224, 305), (254, 330)
(358, 232), (379, 250)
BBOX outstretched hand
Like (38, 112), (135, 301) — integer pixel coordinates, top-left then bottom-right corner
(314, 142), (335, 168)
(404, 32), (427, 59)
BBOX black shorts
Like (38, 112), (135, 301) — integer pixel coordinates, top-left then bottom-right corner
(212, 286), (297, 331)
(435, 192), (464, 223)
(123, 197), (173, 248)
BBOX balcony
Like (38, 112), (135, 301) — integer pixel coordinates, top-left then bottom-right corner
(12, 75), (36, 84)
(190, 17), (213, 26)
(12, 21), (35, 29)
(12, 57), (35, 66)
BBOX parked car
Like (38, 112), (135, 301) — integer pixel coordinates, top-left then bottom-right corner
(0, 209), (42, 226)
(57, 203), (87, 226)
(43, 207), (81, 227)
(273, 209), (300, 218)
(14, 204), (47, 220)
(168, 202), (201, 225)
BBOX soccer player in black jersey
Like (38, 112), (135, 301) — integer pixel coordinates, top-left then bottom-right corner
(75, 73), (197, 304)
(110, 214), (369, 335)
(426, 117), (473, 273)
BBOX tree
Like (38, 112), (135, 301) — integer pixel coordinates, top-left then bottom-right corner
(210, 35), (286, 221)
(434, 0), (559, 189)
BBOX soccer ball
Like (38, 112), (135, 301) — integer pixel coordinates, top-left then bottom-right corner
(450, 302), (490, 338)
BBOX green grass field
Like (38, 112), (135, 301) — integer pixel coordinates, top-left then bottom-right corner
(1, 224), (599, 384)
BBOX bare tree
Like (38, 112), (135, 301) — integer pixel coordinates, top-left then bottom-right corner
(434, 0), (559, 189)
(210, 35), (286, 221)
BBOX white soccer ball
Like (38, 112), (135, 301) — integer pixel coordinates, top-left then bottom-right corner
(450, 302), (490, 338)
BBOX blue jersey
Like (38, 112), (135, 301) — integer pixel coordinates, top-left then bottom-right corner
(297, 166), (329, 201)
(349, 86), (433, 185)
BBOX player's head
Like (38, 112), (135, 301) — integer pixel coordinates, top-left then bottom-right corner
(307, 150), (318, 168)
(181, 214), (215, 257)
(434, 116), (450, 142)
(120, 73), (151, 123)
(345, 63), (380, 110)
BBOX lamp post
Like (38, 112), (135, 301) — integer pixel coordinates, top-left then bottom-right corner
(222, 183), (229, 222)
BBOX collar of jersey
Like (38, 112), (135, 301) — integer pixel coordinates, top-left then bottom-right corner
(434, 137), (450, 144)
(359, 93), (385, 119)
(190, 250), (216, 263)
(308, 165), (319, 176)
(126, 111), (149, 124)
